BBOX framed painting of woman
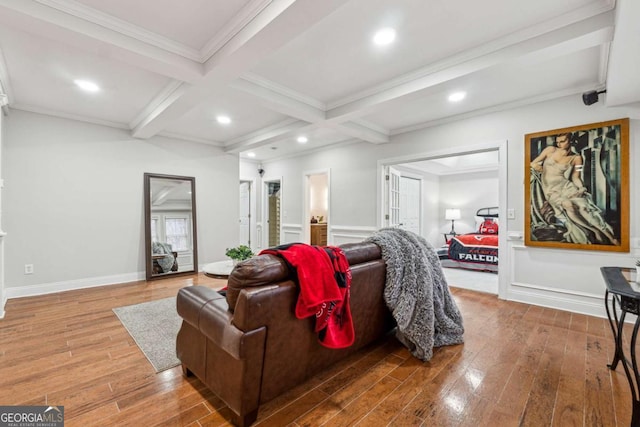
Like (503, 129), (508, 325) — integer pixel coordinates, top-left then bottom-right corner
(524, 118), (629, 252)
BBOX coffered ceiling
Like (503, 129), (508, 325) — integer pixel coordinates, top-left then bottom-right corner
(0, 0), (636, 161)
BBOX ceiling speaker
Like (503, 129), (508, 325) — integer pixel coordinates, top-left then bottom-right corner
(582, 89), (606, 106)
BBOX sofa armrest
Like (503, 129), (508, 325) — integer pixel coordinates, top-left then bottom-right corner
(177, 286), (253, 360)
(176, 286), (267, 427)
(177, 286), (225, 327)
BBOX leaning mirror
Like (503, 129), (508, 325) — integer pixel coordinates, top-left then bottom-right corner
(144, 173), (198, 280)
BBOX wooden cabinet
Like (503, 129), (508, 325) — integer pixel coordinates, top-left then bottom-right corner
(310, 223), (327, 246)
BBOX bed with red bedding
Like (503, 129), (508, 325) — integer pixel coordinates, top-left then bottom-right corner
(437, 207), (499, 273)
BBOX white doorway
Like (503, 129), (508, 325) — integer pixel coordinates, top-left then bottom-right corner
(264, 179), (281, 248)
(304, 170), (330, 245)
(239, 180), (252, 247)
(378, 140), (508, 298)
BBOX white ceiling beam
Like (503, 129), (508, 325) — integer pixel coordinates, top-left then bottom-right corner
(0, 0), (203, 82)
(132, 0), (351, 139)
(231, 76), (326, 123)
(232, 74), (389, 144)
(224, 120), (314, 153)
(0, 46), (14, 102)
(326, 10), (615, 123)
(322, 121), (388, 144)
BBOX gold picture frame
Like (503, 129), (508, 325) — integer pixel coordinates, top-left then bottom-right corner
(525, 118), (629, 252)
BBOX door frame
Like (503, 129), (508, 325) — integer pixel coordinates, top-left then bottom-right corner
(377, 140), (508, 298)
(262, 176), (283, 249)
(303, 168), (331, 244)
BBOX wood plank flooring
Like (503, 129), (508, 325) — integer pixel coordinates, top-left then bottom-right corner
(0, 273), (634, 426)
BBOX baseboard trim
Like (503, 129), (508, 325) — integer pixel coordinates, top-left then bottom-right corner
(5, 271), (145, 301)
(508, 281), (605, 319)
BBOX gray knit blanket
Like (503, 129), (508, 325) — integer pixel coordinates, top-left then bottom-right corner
(365, 228), (464, 361)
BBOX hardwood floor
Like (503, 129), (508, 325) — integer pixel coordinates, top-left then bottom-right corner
(0, 273), (634, 426)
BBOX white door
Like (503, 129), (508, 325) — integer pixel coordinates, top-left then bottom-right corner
(399, 176), (421, 234)
(239, 181), (251, 246)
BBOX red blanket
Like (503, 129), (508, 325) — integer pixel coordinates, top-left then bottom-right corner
(260, 243), (354, 349)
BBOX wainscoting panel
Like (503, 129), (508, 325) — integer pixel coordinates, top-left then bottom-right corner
(256, 223), (263, 250)
(507, 244), (635, 318)
(282, 223), (302, 244)
(330, 225), (378, 245)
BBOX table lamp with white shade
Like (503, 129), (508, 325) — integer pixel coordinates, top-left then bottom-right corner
(445, 208), (461, 235)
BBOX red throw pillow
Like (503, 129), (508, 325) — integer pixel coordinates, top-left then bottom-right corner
(479, 219), (498, 234)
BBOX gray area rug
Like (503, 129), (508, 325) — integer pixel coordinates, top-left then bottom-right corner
(113, 297), (181, 372)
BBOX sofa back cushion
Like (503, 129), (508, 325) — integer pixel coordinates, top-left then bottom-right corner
(226, 242), (381, 311)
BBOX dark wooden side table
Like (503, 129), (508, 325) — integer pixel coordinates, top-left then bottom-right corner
(601, 266), (640, 426)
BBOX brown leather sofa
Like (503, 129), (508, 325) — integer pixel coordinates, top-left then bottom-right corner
(176, 242), (396, 426)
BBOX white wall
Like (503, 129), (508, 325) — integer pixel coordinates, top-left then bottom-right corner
(263, 95), (640, 317)
(3, 110), (239, 298)
(438, 170), (499, 236)
(421, 172), (441, 246)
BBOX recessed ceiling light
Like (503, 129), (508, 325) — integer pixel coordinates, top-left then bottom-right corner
(373, 28), (396, 46)
(297, 136), (308, 144)
(448, 91), (466, 102)
(74, 79), (100, 93)
(216, 115), (231, 125)
(247, 152), (256, 158)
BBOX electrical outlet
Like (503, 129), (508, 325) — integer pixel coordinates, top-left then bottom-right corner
(24, 264), (34, 275)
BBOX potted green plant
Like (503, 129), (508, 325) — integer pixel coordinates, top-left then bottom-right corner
(225, 245), (254, 265)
